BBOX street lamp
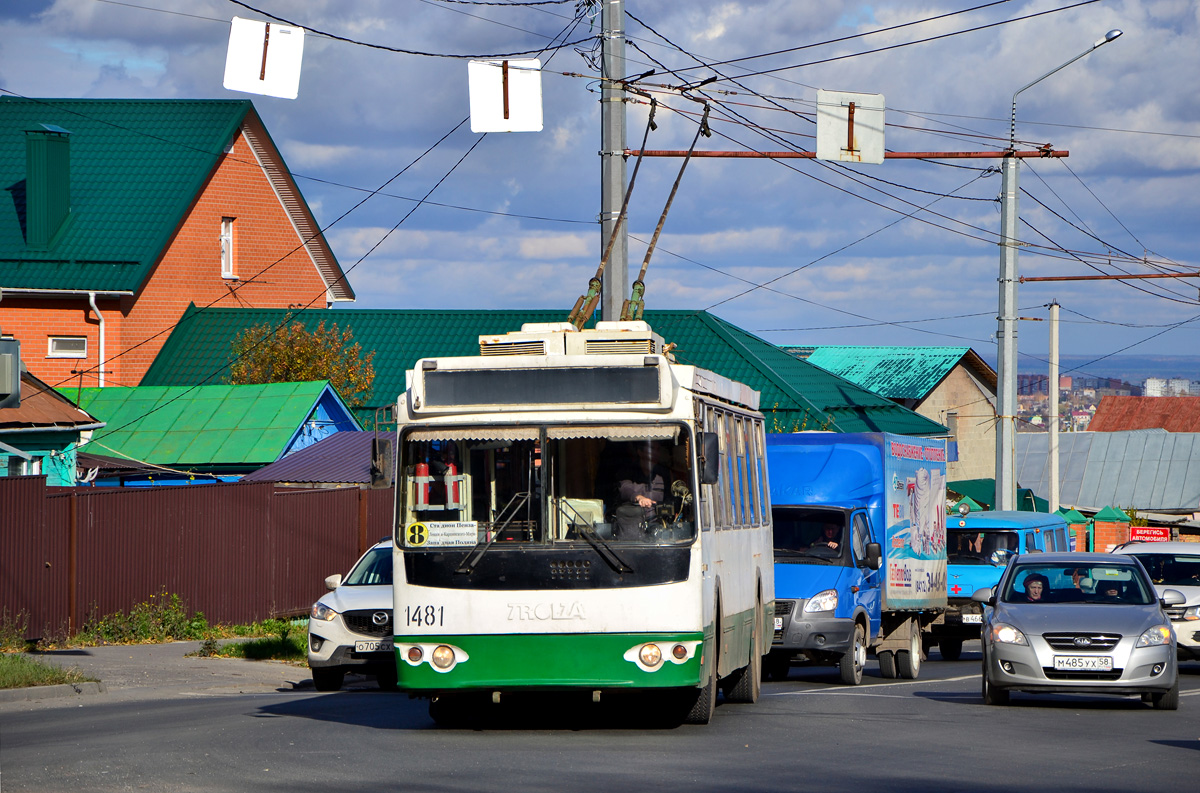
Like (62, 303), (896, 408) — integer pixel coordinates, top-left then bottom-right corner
(994, 29), (1122, 512)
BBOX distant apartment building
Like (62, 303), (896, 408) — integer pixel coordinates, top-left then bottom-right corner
(1143, 377), (1167, 397)
(1168, 378), (1191, 396)
(1018, 373), (1049, 395)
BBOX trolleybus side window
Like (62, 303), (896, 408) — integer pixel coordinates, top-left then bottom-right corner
(738, 418), (755, 526)
(753, 420), (769, 521)
(724, 413), (740, 529)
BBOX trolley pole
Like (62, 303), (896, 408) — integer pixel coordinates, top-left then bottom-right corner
(600, 0), (628, 321)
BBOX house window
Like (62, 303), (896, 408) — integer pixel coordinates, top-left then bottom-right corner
(221, 217), (237, 279)
(48, 336), (87, 358)
(7, 456), (41, 476)
(945, 411), (959, 438)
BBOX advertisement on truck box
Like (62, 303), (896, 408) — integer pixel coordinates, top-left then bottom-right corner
(882, 438), (947, 610)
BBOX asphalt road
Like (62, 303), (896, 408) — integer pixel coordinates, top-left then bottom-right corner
(2, 643), (1199, 793)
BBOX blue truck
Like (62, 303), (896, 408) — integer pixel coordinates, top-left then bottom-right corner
(766, 432), (948, 684)
(928, 509), (1072, 660)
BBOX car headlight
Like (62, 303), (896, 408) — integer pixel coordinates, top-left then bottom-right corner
(804, 589), (838, 613)
(1183, 606), (1199, 622)
(1136, 625), (1173, 647)
(310, 602), (339, 621)
(990, 623), (1028, 645)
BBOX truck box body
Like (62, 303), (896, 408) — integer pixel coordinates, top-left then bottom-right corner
(768, 432), (948, 610)
(766, 432), (947, 681)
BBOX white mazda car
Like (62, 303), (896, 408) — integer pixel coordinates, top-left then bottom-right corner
(307, 539), (396, 691)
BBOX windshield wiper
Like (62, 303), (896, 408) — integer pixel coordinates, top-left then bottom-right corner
(457, 491), (530, 575)
(578, 524), (633, 574)
(561, 500), (632, 573)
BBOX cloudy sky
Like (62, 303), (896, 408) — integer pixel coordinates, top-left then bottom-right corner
(3, 0), (1198, 378)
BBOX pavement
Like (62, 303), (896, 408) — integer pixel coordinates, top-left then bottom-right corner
(0, 640), (370, 710)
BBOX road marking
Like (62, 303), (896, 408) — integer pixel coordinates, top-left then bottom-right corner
(768, 674), (978, 696)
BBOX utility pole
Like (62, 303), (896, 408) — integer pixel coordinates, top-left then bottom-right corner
(600, 0), (627, 322)
(996, 150), (1021, 511)
(1048, 300), (1060, 512)
(995, 29), (1122, 512)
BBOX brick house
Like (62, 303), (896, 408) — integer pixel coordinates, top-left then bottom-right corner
(0, 98), (353, 393)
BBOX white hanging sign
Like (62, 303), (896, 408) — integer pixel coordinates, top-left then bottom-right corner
(816, 90), (885, 165)
(223, 17), (306, 100)
(468, 59), (543, 133)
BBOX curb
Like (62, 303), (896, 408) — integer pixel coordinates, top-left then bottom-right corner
(0, 681), (107, 704)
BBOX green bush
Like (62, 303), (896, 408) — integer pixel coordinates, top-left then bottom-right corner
(218, 633), (307, 662)
(77, 589), (210, 645)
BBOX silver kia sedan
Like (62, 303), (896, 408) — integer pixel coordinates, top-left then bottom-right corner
(973, 552), (1185, 709)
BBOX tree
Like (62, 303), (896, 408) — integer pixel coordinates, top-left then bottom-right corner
(229, 320), (375, 408)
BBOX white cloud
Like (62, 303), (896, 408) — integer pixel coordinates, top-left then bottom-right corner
(3, 0), (1197, 362)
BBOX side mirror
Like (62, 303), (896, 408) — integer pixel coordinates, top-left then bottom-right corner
(1161, 589), (1186, 607)
(699, 432), (720, 485)
(324, 573), (342, 591)
(864, 542), (882, 570)
(971, 587), (995, 606)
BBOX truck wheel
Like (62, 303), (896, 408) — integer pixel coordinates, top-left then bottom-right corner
(896, 625), (922, 679)
(839, 623), (866, 685)
(763, 650), (790, 681)
(311, 667), (345, 692)
(877, 650), (897, 679)
(939, 638), (963, 662)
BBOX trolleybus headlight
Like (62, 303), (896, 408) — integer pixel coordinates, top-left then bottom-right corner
(310, 602), (338, 621)
(431, 645), (456, 669)
(639, 643), (663, 668)
(407, 646), (423, 663)
(671, 644), (688, 660)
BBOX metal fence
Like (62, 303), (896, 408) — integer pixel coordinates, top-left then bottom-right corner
(0, 477), (394, 638)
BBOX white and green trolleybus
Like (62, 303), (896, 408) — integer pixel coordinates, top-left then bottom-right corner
(391, 320), (773, 724)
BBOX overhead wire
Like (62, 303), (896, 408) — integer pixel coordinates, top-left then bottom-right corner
(667, 0), (1102, 83)
(223, 0), (594, 59)
(60, 5), (595, 450)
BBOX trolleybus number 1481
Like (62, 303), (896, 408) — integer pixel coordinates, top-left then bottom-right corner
(404, 605), (446, 627)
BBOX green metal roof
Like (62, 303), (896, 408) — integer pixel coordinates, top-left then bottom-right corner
(1055, 507), (1088, 524)
(1093, 505), (1130, 523)
(948, 478), (1049, 513)
(141, 306), (946, 436)
(1, 98), (251, 292)
(798, 346), (980, 401)
(70, 381), (339, 467)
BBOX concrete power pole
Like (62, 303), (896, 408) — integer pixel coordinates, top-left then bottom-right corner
(1049, 300), (1060, 512)
(995, 30), (1122, 513)
(600, 0), (627, 322)
(996, 153), (1020, 511)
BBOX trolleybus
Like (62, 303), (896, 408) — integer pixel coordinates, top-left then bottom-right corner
(391, 320), (773, 724)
